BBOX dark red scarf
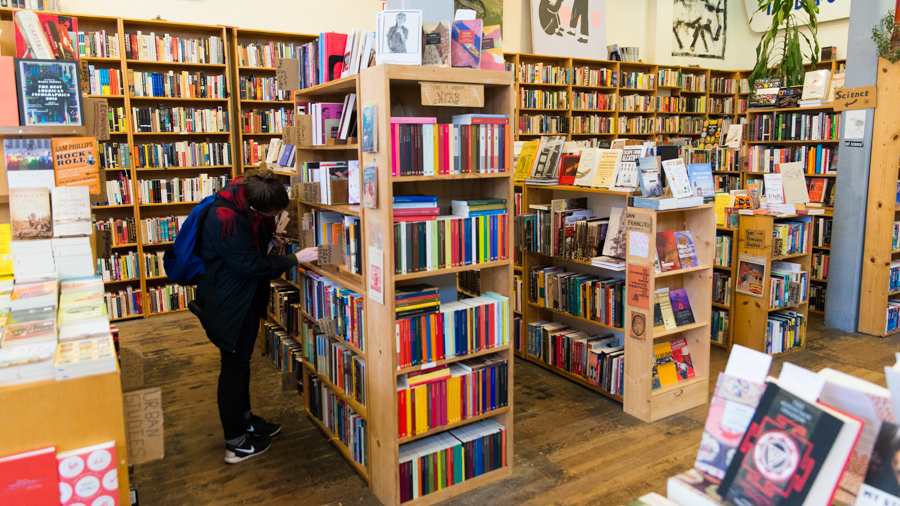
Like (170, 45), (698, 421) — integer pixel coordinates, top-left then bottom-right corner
(217, 175), (275, 250)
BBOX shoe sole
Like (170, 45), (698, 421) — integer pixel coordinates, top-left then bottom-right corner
(224, 444), (270, 464)
(269, 425), (282, 436)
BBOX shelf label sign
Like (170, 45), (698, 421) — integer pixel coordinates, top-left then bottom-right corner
(275, 58), (300, 91)
(318, 243), (344, 265)
(283, 126), (299, 146)
(744, 229), (767, 251)
(123, 387), (165, 465)
(833, 86), (876, 112)
(627, 263), (651, 310)
(421, 82), (485, 107)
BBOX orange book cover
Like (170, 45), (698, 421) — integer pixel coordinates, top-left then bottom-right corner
(51, 137), (101, 196)
(0, 57), (18, 127)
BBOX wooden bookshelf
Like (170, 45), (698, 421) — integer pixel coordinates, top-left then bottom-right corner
(712, 221), (738, 348)
(623, 205), (714, 422)
(859, 58), (900, 336)
(732, 214), (812, 354)
(229, 28), (317, 174)
(357, 65), (515, 506)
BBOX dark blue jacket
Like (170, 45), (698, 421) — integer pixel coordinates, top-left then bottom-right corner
(196, 196), (297, 353)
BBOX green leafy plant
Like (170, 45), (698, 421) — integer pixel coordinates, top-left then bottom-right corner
(872, 11), (900, 63)
(749, 0), (820, 87)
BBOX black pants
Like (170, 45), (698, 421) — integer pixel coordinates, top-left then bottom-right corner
(569, 0), (588, 36)
(218, 312), (260, 440)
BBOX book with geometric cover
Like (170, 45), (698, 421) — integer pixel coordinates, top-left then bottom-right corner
(56, 440), (120, 506)
(450, 19), (482, 68)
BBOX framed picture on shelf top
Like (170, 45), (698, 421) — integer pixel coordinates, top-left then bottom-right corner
(530, 0), (607, 59)
(14, 58), (83, 127)
(736, 253), (767, 298)
(376, 10), (423, 66)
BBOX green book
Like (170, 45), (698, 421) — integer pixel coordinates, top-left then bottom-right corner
(59, 290), (104, 308)
(451, 198), (506, 207)
(57, 303), (108, 325)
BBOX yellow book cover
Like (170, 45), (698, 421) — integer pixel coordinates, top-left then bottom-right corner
(653, 342), (679, 387)
(513, 141), (539, 182)
(657, 288), (678, 330)
(51, 137), (102, 196)
(591, 149), (623, 188)
(714, 194), (733, 226)
(0, 224), (11, 277)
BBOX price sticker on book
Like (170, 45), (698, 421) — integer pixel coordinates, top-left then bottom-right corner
(275, 58), (300, 91)
(421, 82), (484, 107)
(318, 243), (344, 265)
(317, 318), (337, 335)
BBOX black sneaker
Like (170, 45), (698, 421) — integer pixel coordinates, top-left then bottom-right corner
(248, 414), (282, 437)
(224, 432), (271, 464)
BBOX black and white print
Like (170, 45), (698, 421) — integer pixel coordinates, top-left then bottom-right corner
(376, 10), (422, 65)
(672, 0), (726, 60)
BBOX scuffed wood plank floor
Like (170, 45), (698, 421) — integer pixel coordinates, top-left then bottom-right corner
(120, 313), (898, 506)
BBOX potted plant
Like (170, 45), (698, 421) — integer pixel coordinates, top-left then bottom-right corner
(749, 0), (821, 88)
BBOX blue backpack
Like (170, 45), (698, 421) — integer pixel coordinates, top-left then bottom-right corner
(163, 194), (218, 285)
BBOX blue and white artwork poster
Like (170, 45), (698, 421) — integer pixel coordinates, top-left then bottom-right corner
(531, 0), (607, 59)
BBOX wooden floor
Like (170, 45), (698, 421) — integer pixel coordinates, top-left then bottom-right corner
(121, 313), (896, 506)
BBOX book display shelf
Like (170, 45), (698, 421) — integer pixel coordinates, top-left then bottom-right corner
(732, 214), (812, 356)
(229, 28), (317, 174)
(859, 58), (900, 337)
(357, 65), (515, 506)
(624, 205), (714, 422)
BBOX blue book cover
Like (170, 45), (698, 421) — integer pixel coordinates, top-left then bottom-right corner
(687, 163), (716, 200)
(393, 195), (438, 203)
(638, 157), (664, 197)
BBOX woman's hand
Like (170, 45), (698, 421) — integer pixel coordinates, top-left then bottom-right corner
(295, 247), (319, 264)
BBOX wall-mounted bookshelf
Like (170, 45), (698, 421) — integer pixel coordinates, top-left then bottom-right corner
(859, 58), (900, 337)
(732, 214), (812, 355)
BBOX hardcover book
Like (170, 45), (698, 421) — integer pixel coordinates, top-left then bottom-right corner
(15, 12), (78, 60)
(669, 288), (695, 327)
(13, 10), (55, 59)
(422, 21), (451, 67)
(670, 337), (695, 380)
(4, 138), (55, 189)
(687, 163), (716, 201)
(638, 156), (664, 197)
(10, 187), (52, 239)
(450, 19), (482, 68)
(661, 158), (693, 199)
(14, 59), (83, 126)
(656, 230), (681, 272)
(573, 147), (598, 186)
(674, 231), (699, 269)
(480, 24), (504, 71)
(720, 379), (864, 506)
(50, 186), (91, 237)
(801, 69), (831, 101)
(697, 120), (723, 150)
(653, 341), (678, 389)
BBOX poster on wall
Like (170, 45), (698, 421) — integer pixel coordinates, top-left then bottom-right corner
(531, 0), (607, 59)
(672, 0), (726, 60)
(455, 0), (504, 35)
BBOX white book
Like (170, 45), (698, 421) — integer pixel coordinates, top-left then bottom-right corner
(660, 159), (693, 199)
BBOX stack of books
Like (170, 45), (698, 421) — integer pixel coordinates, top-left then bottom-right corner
(450, 199), (506, 218)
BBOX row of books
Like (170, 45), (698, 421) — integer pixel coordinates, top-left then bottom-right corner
(239, 107), (293, 134)
(678, 73), (707, 92)
(621, 71), (655, 89)
(96, 251), (139, 282)
(244, 139), (296, 170)
(394, 284), (509, 370)
(143, 251), (165, 277)
(573, 66), (617, 87)
(571, 115), (614, 134)
(766, 311), (806, 354)
(747, 111), (840, 142)
(296, 160), (359, 205)
(95, 218), (137, 246)
(652, 337), (695, 390)
(518, 114), (568, 135)
(105, 288), (143, 319)
(529, 266), (626, 329)
(813, 216), (833, 248)
(709, 76), (750, 94)
(85, 66), (122, 96)
(772, 220), (810, 257)
(79, 29), (119, 58)
(238, 75), (291, 102)
(301, 272), (366, 352)
(392, 208), (509, 274)
(131, 106), (230, 134)
(713, 272), (731, 306)
(136, 174), (228, 205)
(263, 322), (302, 374)
(519, 89), (568, 110)
(308, 377), (367, 466)
(133, 141), (232, 169)
(237, 40), (306, 68)
(572, 91), (616, 111)
(130, 70), (227, 99)
(526, 321), (624, 395)
(710, 309), (729, 344)
(809, 282), (827, 313)
(390, 116), (509, 176)
(103, 174), (133, 206)
(398, 419), (506, 503)
(769, 262), (810, 309)
(888, 300), (900, 334)
(746, 145), (838, 174)
(145, 283), (195, 314)
(98, 142), (130, 169)
(302, 210), (363, 276)
(890, 261), (900, 293)
(315, 334), (366, 406)
(124, 32), (225, 64)
(812, 252), (830, 280)
(714, 233), (733, 267)
(141, 216), (185, 244)
(520, 201), (626, 261)
(397, 356), (509, 438)
(518, 63), (568, 84)
(106, 107), (128, 133)
(305, 97), (357, 146)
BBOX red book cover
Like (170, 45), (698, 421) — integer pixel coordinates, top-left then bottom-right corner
(323, 33), (348, 82)
(57, 441), (119, 506)
(0, 446), (59, 504)
(656, 230), (682, 272)
(670, 337), (696, 380)
(0, 57), (18, 127)
(808, 178), (826, 203)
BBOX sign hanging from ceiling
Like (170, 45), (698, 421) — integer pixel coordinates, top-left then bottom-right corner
(745, 0), (851, 33)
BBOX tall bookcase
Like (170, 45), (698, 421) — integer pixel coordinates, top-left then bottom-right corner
(858, 58), (900, 337)
(732, 214), (812, 355)
(359, 65), (515, 506)
(229, 28), (317, 174)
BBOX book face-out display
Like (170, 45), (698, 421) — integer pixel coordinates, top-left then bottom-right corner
(15, 59), (82, 126)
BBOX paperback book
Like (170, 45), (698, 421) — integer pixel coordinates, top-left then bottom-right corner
(450, 19), (481, 68)
(669, 288), (695, 327)
(10, 187), (52, 240)
(638, 156), (664, 197)
(4, 138), (55, 189)
(422, 21), (451, 67)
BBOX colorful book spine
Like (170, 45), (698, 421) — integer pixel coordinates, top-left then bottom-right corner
(390, 121), (509, 176)
(131, 106), (229, 133)
(308, 376), (367, 465)
(146, 284), (196, 314)
(105, 288), (143, 319)
(239, 75), (292, 102)
(97, 251), (140, 282)
(141, 216), (186, 244)
(393, 214), (509, 274)
(316, 334), (366, 405)
(301, 271), (365, 352)
(98, 142), (131, 169)
(131, 70), (227, 99)
(143, 251), (166, 277)
(240, 108), (293, 134)
(766, 311), (806, 353)
(263, 322), (303, 373)
(124, 32), (224, 64)
(95, 217), (137, 245)
(134, 141), (232, 168)
(528, 267), (626, 329)
(137, 174), (228, 204)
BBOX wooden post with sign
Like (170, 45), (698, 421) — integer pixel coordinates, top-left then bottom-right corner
(623, 204), (714, 423)
(733, 213), (812, 353)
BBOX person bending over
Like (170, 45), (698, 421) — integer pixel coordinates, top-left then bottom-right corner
(196, 169), (318, 464)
